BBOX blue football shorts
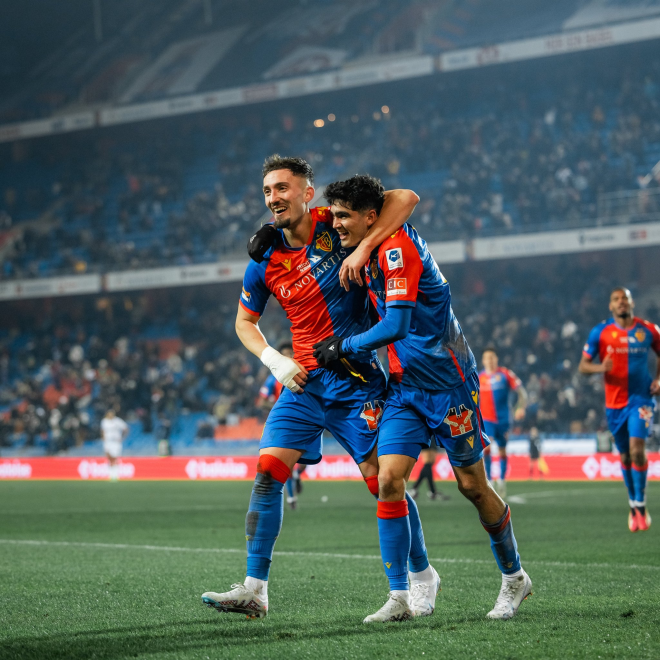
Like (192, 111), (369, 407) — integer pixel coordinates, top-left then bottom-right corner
(483, 421), (510, 448)
(377, 370), (490, 468)
(261, 362), (387, 465)
(606, 399), (656, 455)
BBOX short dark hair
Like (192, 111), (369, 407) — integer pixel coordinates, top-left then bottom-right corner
(610, 286), (632, 298)
(262, 154), (314, 184)
(277, 341), (293, 353)
(482, 347), (498, 356)
(324, 174), (385, 214)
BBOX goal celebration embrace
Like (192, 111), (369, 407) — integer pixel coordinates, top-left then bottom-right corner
(201, 158), (533, 623)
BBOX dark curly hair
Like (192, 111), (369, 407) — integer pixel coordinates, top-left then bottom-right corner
(324, 174), (385, 214)
(262, 154), (314, 184)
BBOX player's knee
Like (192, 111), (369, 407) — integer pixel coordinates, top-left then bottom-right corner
(620, 452), (632, 467)
(631, 448), (646, 467)
(378, 469), (405, 500)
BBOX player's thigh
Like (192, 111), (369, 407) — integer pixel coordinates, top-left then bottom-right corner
(378, 453), (418, 483)
(433, 373), (490, 468)
(262, 386), (324, 464)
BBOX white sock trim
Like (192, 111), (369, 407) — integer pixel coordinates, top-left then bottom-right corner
(503, 568), (524, 580)
(391, 589), (410, 602)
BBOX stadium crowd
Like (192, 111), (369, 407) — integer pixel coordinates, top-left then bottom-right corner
(2, 255), (656, 453)
(1, 48), (660, 279)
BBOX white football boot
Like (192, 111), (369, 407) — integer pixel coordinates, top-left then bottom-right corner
(363, 592), (414, 623)
(486, 570), (532, 620)
(202, 583), (268, 619)
(409, 565), (441, 617)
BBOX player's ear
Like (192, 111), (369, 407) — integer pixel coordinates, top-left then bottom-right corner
(366, 209), (378, 227)
(304, 185), (315, 203)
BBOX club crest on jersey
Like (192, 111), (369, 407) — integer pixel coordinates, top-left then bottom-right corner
(360, 400), (384, 431)
(387, 278), (407, 297)
(315, 231), (332, 252)
(386, 248), (403, 269)
(371, 259), (379, 280)
(444, 405), (474, 437)
(282, 258), (292, 271)
(639, 406), (654, 426)
(635, 328), (646, 343)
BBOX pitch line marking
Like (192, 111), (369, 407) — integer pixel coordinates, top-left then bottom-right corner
(0, 538), (658, 572)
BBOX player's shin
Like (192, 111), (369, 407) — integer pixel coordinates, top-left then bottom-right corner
(377, 500), (411, 596)
(499, 456), (508, 482)
(620, 462), (636, 508)
(632, 461), (648, 515)
(480, 504), (522, 576)
(245, 455), (291, 588)
(405, 492), (430, 573)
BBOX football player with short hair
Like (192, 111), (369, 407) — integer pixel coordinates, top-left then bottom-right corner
(579, 287), (660, 532)
(201, 156), (434, 619)
(100, 409), (128, 481)
(479, 348), (527, 498)
(313, 175), (532, 623)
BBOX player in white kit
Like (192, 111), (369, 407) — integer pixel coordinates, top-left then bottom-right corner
(101, 410), (129, 481)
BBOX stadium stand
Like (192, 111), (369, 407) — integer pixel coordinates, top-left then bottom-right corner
(0, 249), (657, 455)
(1, 42), (660, 280)
(4, 1), (660, 122)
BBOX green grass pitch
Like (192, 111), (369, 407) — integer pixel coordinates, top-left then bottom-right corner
(1, 480), (659, 659)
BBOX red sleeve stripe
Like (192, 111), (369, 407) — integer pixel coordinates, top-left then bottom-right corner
(239, 300), (261, 317)
(447, 348), (465, 382)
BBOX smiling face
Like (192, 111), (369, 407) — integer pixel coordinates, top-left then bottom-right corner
(263, 169), (314, 229)
(609, 288), (634, 319)
(331, 201), (377, 248)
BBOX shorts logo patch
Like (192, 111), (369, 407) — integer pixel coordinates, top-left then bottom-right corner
(444, 405), (474, 437)
(639, 406), (654, 426)
(315, 231), (332, 252)
(387, 278), (407, 297)
(360, 400), (384, 431)
(241, 288), (251, 302)
(386, 248), (403, 269)
(466, 435), (475, 448)
(471, 390), (478, 404)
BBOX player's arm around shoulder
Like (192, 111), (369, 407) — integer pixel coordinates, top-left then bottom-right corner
(339, 189), (419, 290)
(235, 305), (308, 394)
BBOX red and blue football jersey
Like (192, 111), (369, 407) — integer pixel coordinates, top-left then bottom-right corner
(240, 207), (375, 371)
(478, 368), (522, 424)
(583, 317), (660, 409)
(365, 223), (476, 390)
(259, 374), (283, 402)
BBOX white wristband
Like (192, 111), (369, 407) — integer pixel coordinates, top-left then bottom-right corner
(260, 346), (301, 393)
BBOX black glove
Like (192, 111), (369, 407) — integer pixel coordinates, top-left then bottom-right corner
(312, 336), (345, 366)
(247, 224), (279, 263)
